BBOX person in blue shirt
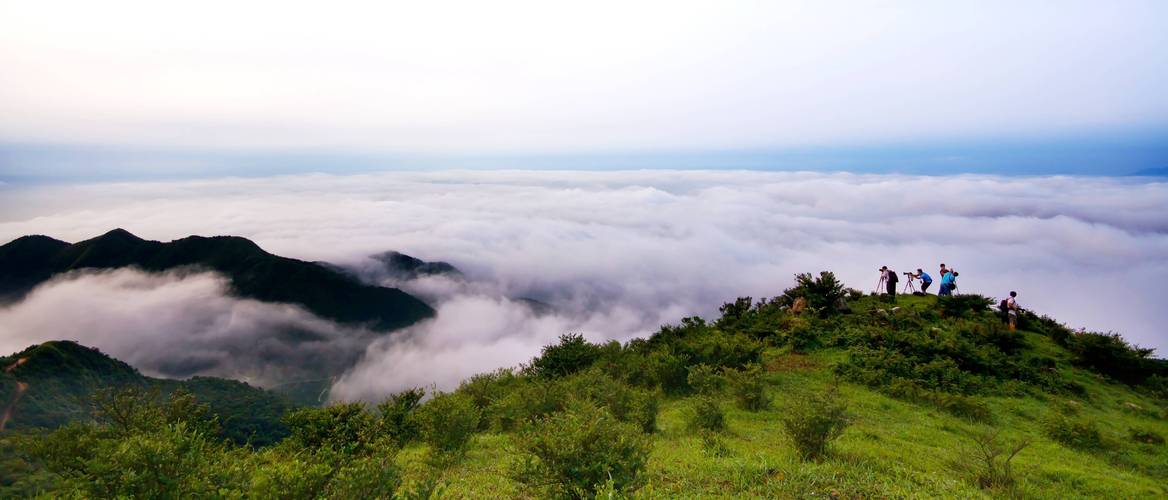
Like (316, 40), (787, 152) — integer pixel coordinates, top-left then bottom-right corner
(939, 269), (956, 296)
(913, 268), (933, 293)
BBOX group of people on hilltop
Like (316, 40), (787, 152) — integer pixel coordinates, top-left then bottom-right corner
(877, 263), (1022, 330)
(878, 263), (958, 301)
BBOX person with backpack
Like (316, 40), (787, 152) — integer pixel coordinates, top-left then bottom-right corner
(914, 268), (933, 294)
(884, 265), (898, 302)
(1004, 291), (1019, 331)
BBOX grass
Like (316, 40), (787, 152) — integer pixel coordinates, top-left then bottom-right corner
(387, 295), (1167, 498)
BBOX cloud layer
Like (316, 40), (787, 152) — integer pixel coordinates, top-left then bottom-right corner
(0, 268), (374, 389)
(1, 170), (1165, 400)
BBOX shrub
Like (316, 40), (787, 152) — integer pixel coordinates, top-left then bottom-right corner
(686, 364), (723, 395)
(689, 396), (725, 432)
(560, 369), (661, 433)
(458, 369), (521, 410)
(1042, 413), (1104, 450)
(699, 430), (733, 457)
(512, 401), (651, 499)
(487, 380), (569, 432)
(957, 429), (1030, 490)
(933, 393), (993, 423)
(724, 363), (770, 411)
(937, 294), (994, 319)
(782, 271), (847, 316)
(644, 348), (690, 394)
(416, 392), (481, 454)
(1128, 428), (1165, 445)
(529, 333), (602, 378)
(284, 403), (377, 455)
(376, 388), (424, 444)
(1067, 331), (1161, 385)
(325, 453), (401, 499)
(781, 388), (850, 461)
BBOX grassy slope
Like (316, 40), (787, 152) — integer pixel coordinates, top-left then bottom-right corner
(394, 295), (1167, 499)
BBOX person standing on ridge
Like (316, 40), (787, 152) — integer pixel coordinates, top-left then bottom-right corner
(884, 266), (898, 302)
(914, 268), (932, 294)
(939, 267), (955, 296)
(1006, 291), (1020, 331)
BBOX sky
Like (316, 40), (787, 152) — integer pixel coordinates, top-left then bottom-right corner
(1, 0), (1167, 178)
(1, 171), (1165, 399)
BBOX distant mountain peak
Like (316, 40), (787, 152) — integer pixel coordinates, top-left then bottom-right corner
(373, 250), (462, 280)
(0, 231), (435, 330)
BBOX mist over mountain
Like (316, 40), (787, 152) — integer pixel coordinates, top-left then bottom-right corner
(1, 171), (1166, 402)
(0, 229), (434, 330)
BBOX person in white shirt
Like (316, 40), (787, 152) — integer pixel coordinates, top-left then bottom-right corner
(1006, 291), (1019, 331)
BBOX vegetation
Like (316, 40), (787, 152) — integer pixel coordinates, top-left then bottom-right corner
(0, 341), (293, 446)
(780, 387), (851, 461)
(2, 272), (1167, 498)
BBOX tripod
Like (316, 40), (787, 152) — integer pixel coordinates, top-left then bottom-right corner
(902, 275), (918, 294)
(874, 274), (886, 294)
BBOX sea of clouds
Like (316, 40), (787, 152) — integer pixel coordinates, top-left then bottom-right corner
(0, 170), (1165, 401)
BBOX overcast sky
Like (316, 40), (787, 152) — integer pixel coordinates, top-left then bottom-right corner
(1, 1), (1166, 177)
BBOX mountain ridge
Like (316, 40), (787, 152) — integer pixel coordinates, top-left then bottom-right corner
(0, 229), (435, 331)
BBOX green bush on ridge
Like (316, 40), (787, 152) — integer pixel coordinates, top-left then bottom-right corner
(781, 387), (851, 461)
(512, 401), (651, 499)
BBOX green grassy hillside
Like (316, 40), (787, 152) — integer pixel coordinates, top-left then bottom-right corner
(1, 341), (294, 446)
(1, 273), (1164, 498)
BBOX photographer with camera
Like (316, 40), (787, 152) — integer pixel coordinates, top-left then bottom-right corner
(879, 265), (898, 302)
(913, 268), (933, 294)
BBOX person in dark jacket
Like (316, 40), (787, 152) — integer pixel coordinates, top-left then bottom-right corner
(884, 266), (898, 302)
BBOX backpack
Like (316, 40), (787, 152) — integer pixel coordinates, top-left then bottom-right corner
(999, 299), (1009, 313)
(888, 271), (898, 284)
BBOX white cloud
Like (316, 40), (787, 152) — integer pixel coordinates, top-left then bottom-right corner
(0, 170), (1165, 400)
(0, 268), (375, 388)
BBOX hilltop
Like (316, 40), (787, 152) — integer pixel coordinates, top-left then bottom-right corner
(0, 340), (294, 446)
(0, 229), (435, 330)
(1, 273), (1165, 498)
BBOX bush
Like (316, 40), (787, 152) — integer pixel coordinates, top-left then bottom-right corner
(937, 294), (994, 319)
(487, 380), (570, 432)
(416, 392), (481, 454)
(512, 401), (651, 499)
(324, 453), (401, 499)
(284, 403), (377, 455)
(689, 396), (725, 432)
(699, 430), (733, 457)
(933, 393), (993, 423)
(1042, 413), (1104, 450)
(560, 369), (661, 433)
(1067, 331), (1162, 385)
(957, 429), (1030, 490)
(724, 363), (770, 411)
(782, 271), (847, 316)
(376, 388), (424, 444)
(686, 364), (723, 395)
(457, 369), (521, 411)
(529, 333), (602, 378)
(644, 348), (691, 394)
(781, 388), (850, 461)
(1128, 428), (1165, 445)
